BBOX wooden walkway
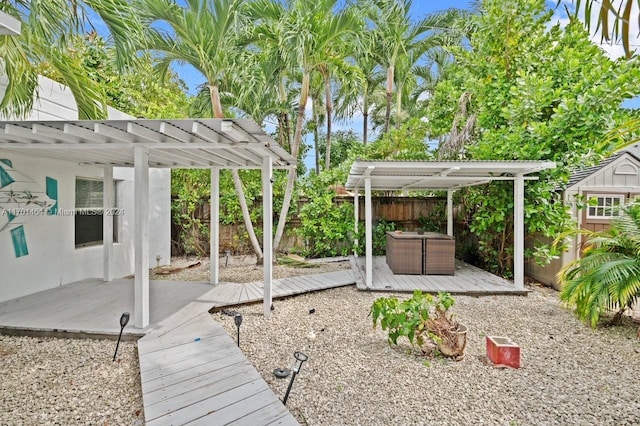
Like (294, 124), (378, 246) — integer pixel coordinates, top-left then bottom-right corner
(139, 311), (298, 425)
(207, 270), (356, 309)
(353, 256), (529, 295)
(137, 269), (355, 426)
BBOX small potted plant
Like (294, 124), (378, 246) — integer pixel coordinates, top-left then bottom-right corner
(370, 291), (467, 360)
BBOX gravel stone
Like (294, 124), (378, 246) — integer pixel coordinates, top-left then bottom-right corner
(215, 285), (640, 425)
(151, 255), (351, 283)
(5, 257), (639, 425)
(0, 336), (143, 425)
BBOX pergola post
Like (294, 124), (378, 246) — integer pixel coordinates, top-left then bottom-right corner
(447, 189), (454, 237)
(354, 191), (359, 254)
(210, 167), (220, 285)
(514, 174), (525, 290)
(262, 156), (273, 318)
(365, 177), (373, 288)
(103, 165), (114, 282)
(134, 147), (150, 329)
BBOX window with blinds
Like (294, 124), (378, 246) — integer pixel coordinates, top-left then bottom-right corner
(75, 177), (119, 247)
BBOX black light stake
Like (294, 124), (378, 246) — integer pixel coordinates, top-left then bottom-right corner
(234, 314), (243, 348)
(282, 351), (308, 405)
(113, 312), (130, 362)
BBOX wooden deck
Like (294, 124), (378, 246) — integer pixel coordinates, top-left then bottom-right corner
(0, 269), (355, 425)
(0, 278), (213, 338)
(136, 270), (357, 425)
(139, 310), (298, 426)
(353, 256), (529, 295)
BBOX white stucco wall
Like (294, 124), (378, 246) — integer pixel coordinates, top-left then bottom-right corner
(0, 76), (171, 303)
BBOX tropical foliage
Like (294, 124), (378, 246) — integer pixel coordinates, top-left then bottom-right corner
(3, 0), (640, 278)
(558, 201), (640, 327)
(0, 0), (142, 119)
(426, 0), (640, 276)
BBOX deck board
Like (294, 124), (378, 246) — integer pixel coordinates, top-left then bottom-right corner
(354, 256), (528, 295)
(139, 312), (298, 425)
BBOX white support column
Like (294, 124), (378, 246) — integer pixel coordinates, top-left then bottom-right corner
(103, 165), (114, 282)
(447, 189), (454, 237)
(354, 191), (359, 255)
(210, 168), (220, 285)
(134, 147), (150, 329)
(365, 178), (373, 288)
(514, 174), (525, 290)
(262, 156), (273, 318)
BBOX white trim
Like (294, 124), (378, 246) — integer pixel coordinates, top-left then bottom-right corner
(134, 147), (150, 329)
(365, 178), (373, 289)
(262, 156), (273, 318)
(586, 194), (625, 219)
(0, 11), (20, 36)
(210, 168), (220, 285)
(103, 166), (113, 282)
(514, 175), (525, 290)
(614, 163), (638, 175)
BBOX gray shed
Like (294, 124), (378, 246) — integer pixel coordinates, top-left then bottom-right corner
(526, 150), (640, 288)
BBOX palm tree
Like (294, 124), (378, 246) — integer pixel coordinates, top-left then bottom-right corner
(567, 0), (637, 58)
(558, 201), (640, 327)
(139, 0), (268, 262)
(0, 0), (141, 119)
(254, 0), (361, 252)
(343, 30), (385, 145)
(366, 0), (467, 133)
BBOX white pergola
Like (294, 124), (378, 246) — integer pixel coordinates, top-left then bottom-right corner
(0, 118), (296, 328)
(0, 11), (21, 36)
(344, 160), (556, 290)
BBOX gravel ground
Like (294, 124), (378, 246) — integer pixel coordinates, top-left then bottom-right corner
(0, 336), (143, 426)
(0, 256), (346, 426)
(216, 285), (640, 426)
(4, 258), (639, 425)
(150, 255), (351, 283)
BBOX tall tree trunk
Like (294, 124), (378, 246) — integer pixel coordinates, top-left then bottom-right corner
(231, 169), (263, 261)
(323, 72), (333, 170)
(314, 119), (320, 174)
(209, 84), (224, 119)
(273, 72), (310, 254)
(209, 84), (263, 262)
(363, 87), (369, 145)
(384, 65), (394, 134)
(395, 81), (403, 129)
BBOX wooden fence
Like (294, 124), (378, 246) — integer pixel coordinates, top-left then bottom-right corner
(171, 196), (449, 256)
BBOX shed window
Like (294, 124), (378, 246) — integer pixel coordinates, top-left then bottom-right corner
(75, 177), (119, 247)
(586, 194), (624, 219)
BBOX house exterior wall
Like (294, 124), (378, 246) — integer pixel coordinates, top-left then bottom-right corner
(526, 153), (640, 289)
(0, 76), (170, 303)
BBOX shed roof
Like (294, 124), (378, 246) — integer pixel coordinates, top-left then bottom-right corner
(0, 118), (295, 169)
(345, 160), (556, 191)
(565, 151), (640, 190)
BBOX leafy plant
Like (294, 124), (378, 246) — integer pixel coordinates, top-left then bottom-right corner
(373, 218), (397, 255)
(426, 0), (640, 277)
(296, 165), (356, 258)
(370, 291), (465, 359)
(558, 201), (640, 328)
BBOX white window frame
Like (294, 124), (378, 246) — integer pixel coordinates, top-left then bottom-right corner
(586, 194), (625, 219)
(75, 177), (120, 247)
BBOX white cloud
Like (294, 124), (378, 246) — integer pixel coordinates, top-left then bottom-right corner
(551, 0), (640, 59)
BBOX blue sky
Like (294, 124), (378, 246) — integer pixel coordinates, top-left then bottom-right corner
(88, 1), (639, 169)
